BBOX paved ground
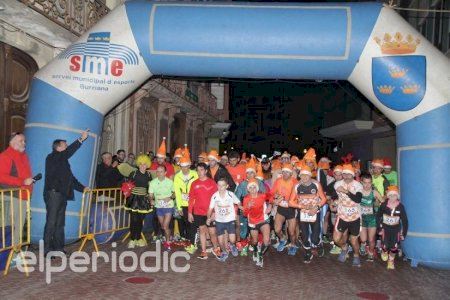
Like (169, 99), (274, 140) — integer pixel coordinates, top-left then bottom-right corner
(1, 239), (449, 300)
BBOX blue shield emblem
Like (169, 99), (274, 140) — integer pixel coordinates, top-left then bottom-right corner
(372, 55), (426, 111)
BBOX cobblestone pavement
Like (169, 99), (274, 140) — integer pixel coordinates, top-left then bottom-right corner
(0, 240), (449, 300)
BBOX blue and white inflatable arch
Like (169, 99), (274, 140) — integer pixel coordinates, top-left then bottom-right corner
(25, 1), (449, 268)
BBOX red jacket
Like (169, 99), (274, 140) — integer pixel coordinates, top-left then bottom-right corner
(243, 193), (272, 226)
(188, 177), (218, 216)
(0, 146), (32, 199)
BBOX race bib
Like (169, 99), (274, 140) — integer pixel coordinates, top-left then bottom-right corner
(361, 206), (373, 215)
(217, 206), (231, 217)
(182, 193), (189, 201)
(300, 211), (317, 223)
(383, 214), (400, 226)
(340, 206), (359, 216)
(279, 199), (289, 208)
(158, 199), (172, 208)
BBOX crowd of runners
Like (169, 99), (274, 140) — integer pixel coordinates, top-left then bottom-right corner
(120, 138), (408, 270)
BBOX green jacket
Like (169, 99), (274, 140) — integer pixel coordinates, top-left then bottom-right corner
(173, 169), (199, 210)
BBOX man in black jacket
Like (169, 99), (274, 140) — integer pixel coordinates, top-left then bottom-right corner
(95, 152), (124, 188)
(43, 129), (89, 256)
(206, 150), (236, 192)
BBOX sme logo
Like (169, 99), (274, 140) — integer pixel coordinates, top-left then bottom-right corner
(58, 32), (139, 77)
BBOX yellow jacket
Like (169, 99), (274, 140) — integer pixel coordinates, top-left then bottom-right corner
(173, 169), (198, 210)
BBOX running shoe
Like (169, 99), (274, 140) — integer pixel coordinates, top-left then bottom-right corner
(127, 240), (136, 249)
(197, 251), (208, 260)
(338, 247), (349, 263)
(288, 246), (299, 256)
(252, 249), (258, 262)
(272, 240), (280, 249)
(230, 245), (239, 257)
(162, 241), (171, 251)
(381, 251), (388, 262)
(240, 246), (248, 257)
(184, 244), (197, 254)
(329, 245), (341, 255)
(387, 260), (395, 270)
(352, 256), (361, 267)
(218, 252), (229, 262)
(303, 251), (313, 264)
(322, 235), (331, 244)
(212, 247), (222, 259)
(317, 246), (325, 258)
(348, 245), (353, 253)
(136, 239), (147, 247)
(248, 245), (254, 252)
(367, 253), (374, 262)
(277, 240), (288, 252)
(359, 246), (366, 256)
(256, 253), (264, 268)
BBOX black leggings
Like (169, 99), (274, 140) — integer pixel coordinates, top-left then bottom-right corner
(178, 207), (196, 244)
(130, 212), (145, 240)
(300, 213), (321, 250)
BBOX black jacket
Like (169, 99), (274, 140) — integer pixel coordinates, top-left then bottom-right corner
(44, 140), (85, 200)
(95, 163), (124, 188)
(207, 164), (236, 192)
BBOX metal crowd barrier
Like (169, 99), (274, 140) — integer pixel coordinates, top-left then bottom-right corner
(78, 188), (147, 253)
(0, 188), (30, 276)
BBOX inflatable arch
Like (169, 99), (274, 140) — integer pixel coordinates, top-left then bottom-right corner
(25, 1), (449, 268)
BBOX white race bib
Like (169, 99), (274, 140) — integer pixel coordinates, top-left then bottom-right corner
(217, 206), (231, 217)
(182, 193), (189, 201)
(383, 214), (400, 226)
(340, 206), (359, 216)
(300, 211), (317, 223)
(361, 206), (373, 215)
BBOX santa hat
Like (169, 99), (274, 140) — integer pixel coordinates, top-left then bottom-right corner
(179, 150), (192, 167)
(256, 164), (264, 180)
(372, 158), (384, 168)
(183, 144), (190, 157)
(282, 163), (293, 173)
(174, 147), (183, 159)
(156, 137), (166, 158)
(246, 155), (257, 173)
(318, 157), (331, 170)
(334, 164), (343, 174)
(281, 151), (291, 159)
(208, 150), (220, 162)
(300, 165), (312, 176)
(303, 148), (316, 162)
(342, 164), (355, 176)
(246, 178), (259, 191)
(386, 185), (399, 197)
(384, 158), (393, 169)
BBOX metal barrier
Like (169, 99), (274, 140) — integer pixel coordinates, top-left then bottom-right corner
(0, 188), (30, 276)
(78, 188), (147, 253)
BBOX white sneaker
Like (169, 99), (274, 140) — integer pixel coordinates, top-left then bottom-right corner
(127, 240), (136, 249)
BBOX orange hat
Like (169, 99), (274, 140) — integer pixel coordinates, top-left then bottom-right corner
(303, 148), (317, 162)
(372, 158), (384, 168)
(208, 149), (220, 162)
(334, 164), (343, 174)
(240, 152), (248, 163)
(318, 157), (331, 170)
(281, 151), (291, 158)
(198, 152), (207, 159)
(156, 137), (167, 158)
(179, 151), (192, 167)
(246, 155), (257, 173)
(183, 144), (190, 157)
(386, 185), (399, 197)
(291, 155), (300, 164)
(271, 160), (282, 171)
(174, 147), (183, 159)
(256, 164), (264, 180)
(342, 164), (355, 176)
(299, 165), (312, 176)
(281, 163), (293, 173)
(246, 178), (259, 191)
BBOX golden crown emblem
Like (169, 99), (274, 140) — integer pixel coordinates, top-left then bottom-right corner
(389, 66), (408, 78)
(377, 85), (395, 95)
(401, 84), (420, 94)
(374, 32), (420, 55)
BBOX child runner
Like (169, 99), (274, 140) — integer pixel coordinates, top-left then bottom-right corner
(377, 185), (408, 269)
(360, 173), (383, 261)
(207, 178), (242, 261)
(124, 154), (153, 248)
(243, 179), (273, 267)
